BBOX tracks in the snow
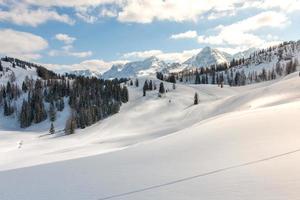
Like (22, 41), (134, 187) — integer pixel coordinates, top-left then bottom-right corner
(98, 148), (300, 200)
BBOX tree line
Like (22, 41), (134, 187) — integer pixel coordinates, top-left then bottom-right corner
(0, 57), (129, 135)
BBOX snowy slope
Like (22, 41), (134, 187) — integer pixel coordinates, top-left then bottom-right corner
(0, 60), (38, 86)
(103, 56), (168, 79)
(184, 47), (232, 68)
(0, 70), (300, 199)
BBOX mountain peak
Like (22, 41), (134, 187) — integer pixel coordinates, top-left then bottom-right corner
(103, 56), (167, 79)
(184, 47), (232, 68)
(202, 46), (212, 52)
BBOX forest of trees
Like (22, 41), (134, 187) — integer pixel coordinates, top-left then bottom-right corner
(0, 57), (129, 134)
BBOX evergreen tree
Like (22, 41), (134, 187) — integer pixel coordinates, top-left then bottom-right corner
(159, 82), (165, 94)
(0, 61), (3, 71)
(49, 102), (56, 122)
(65, 114), (76, 135)
(49, 123), (55, 134)
(143, 80), (149, 96)
(194, 92), (199, 105)
(149, 80), (153, 90)
(195, 71), (201, 84)
(20, 99), (31, 128)
(169, 75), (176, 83)
(121, 86), (129, 103)
(135, 79), (139, 87)
(22, 81), (28, 92)
(3, 99), (9, 116)
(56, 98), (65, 111)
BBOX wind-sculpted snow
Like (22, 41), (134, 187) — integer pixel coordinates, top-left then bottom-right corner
(0, 72), (300, 200)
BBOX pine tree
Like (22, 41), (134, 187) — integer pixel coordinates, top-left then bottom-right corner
(0, 61), (3, 71)
(135, 79), (139, 87)
(159, 82), (165, 94)
(56, 98), (64, 111)
(22, 81), (28, 92)
(20, 99), (31, 128)
(3, 99), (9, 116)
(121, 86), (129, 103)
(149, 80), (153, 90)
(49, 123), (55, 134)
(194, 92), (199, 105)
(65, 114), (76, 135)
(195, 71), (200, 84)
(143, 80), (149, 96)
(49, 102), (56, 122)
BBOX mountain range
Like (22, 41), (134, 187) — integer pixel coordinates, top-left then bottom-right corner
(101, 47), (257, 79)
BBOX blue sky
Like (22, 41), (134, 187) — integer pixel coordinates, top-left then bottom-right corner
(0, 0), (300, 72)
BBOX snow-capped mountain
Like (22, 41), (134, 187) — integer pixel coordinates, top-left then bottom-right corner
(69, 69), (101, 78)
(183, 47), (232, 68)
(233, 47), (257, 59)
(103, 56), (168, 79)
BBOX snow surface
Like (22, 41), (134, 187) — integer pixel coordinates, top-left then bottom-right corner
(0, 70), (300, 199)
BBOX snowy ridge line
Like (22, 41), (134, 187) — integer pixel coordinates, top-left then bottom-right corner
(98, 147), (300, 200)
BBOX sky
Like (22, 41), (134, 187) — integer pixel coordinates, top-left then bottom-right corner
(0, 0), (300, 73)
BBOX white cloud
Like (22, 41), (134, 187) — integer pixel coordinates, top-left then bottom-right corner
(75, 6), (98, 23)
(0, 28), (48, 60)
(198, 11), (289, 51)
(100, 7), (118, 17)
(0, 3), (74, 26)
(123, 50), (163, 59)
(122, 49), (201, 63)
(71, 59), (127, 72)
(55, 33), (76, 44)
(170, 30), (197, 40)
(157, 49), (201, 63)
(49, 49), (93, 58)
(44, 59), (128, 73)
(1, 0), (297, 26)
(23, 0), (120, 7)
(117, 0), (246, 23)
(67, 51), (93, 58)
(207, 10), (236, 20)
(51, 33), (92, 58)
(243, 0), (300, 13)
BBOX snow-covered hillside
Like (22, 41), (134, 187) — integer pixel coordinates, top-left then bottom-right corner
(183, 46), (232, 68)
(1, 70), (300, 199)
(0, 60), (38, 86)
